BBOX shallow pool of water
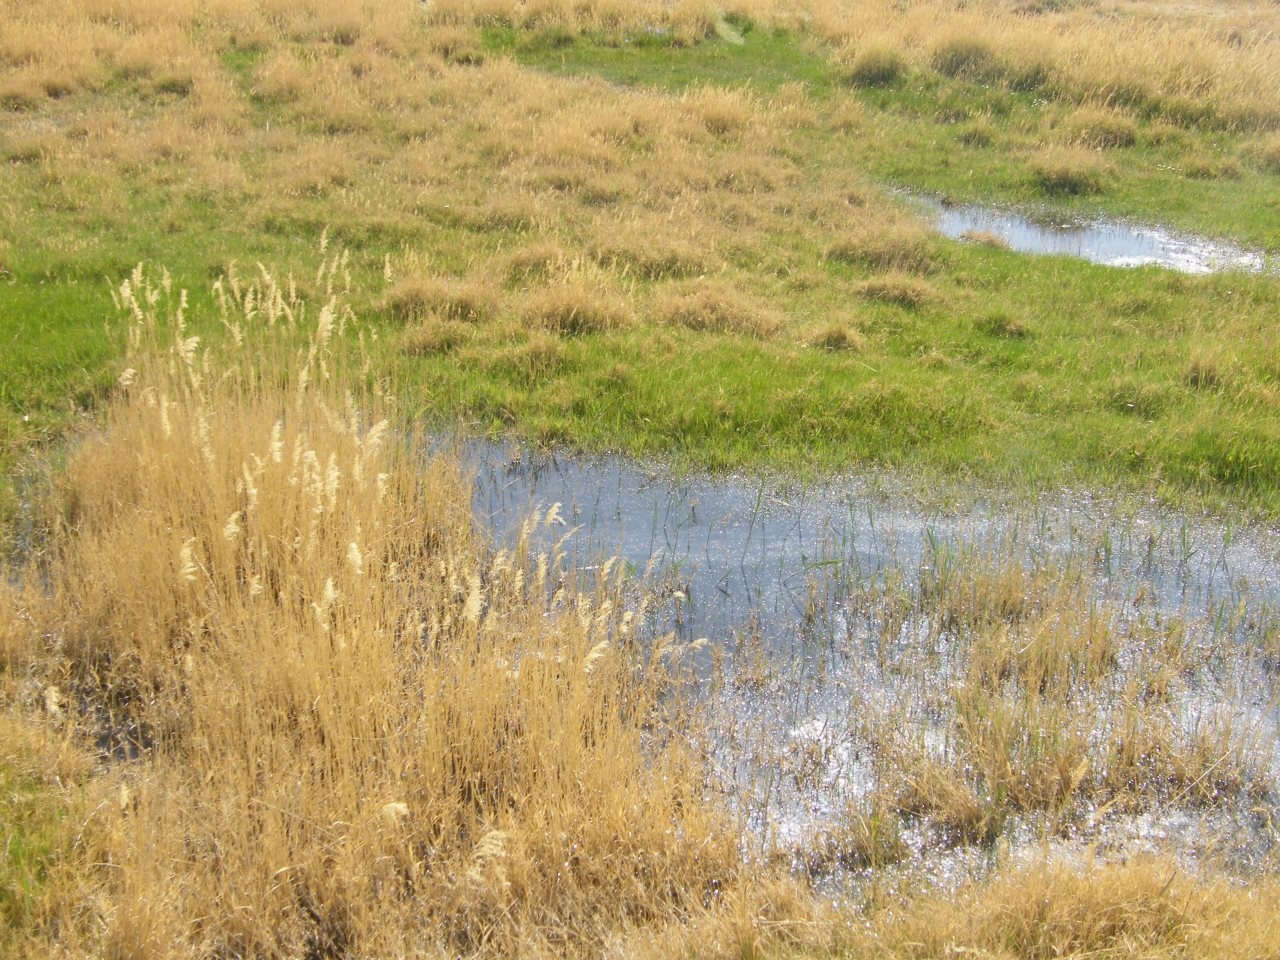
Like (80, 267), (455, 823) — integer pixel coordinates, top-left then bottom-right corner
(468, 441), (1280, 644)
(913, 196), (1270, 274)
(465, 441), (1280, 885)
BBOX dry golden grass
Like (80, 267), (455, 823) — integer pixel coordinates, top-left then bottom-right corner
(504, 240), (573, 284)
(382, 275), (500, 323)
(855, 273), (939, 309)
(4, 0), (1277, 131)
(824, 221), (937, 274)
(4, 1), (1280, 953)
(848, 549), (1270, 835)
(1028, 145), (1113, 195)
(0, 262), (734, 956)
(865, 857), (1280, 960)
(837, 43), (908, 88)
(251, 47), (310, 103)
(1258, 132), (1280, 173)
(610, 856), (1280, 959)
(588, 217), (714, 281)
(399, 316), (473, 356)
(959, 228), (1010, 249)
(522, 279), (633, 334)
(654, 279), (784, 338)
(808, 0), (1280, 129)
(1058, 105), (1140, 149)
(810, 324), (866, 352)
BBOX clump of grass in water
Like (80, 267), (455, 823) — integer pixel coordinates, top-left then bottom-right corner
(0, 259), (736, 955)
(846, 546), (1270, 842)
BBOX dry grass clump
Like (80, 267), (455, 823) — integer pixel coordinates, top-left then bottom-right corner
(712, 151), (793, 194)
(848, 548), (1270, 837)
(878, 857), (1279, 959)
(831, 0), (1279, 129)
(930, 32), (1006, 83)
(2, 133), (59, 165)
(381, 275), (499, 323)
(251, 47), (310, 103)
(503, 240), (571, 284)
(810, 324), (866, 352)
(838, 43), (908, 88)
(425, 25), (487, 66)
(1059, 105), (1139, 148)
(855, 273), (938, 309)
(522, 281), (632, 334)
(1258, 133), (1280, 174)
(268, 138), (357, 196)
(654, 279), (784, 338)
(400, 316), (472, 356)
(1029, 146), (1111, 195)
(825, 221), (937, 274)
(589, 219), (712, 280)
(959, 228), (1009, 249)
(682, 85), (755, 139)
(0, 261), (736, 955)
(1184, 152), (1242, 180)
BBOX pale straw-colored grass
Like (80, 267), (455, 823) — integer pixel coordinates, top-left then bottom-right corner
(1, 259), (734, 956)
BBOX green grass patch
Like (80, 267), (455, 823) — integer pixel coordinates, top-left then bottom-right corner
(0, 762), (62, 938)
(1, 15), (1278, 525)
(484, 23), (838, 95)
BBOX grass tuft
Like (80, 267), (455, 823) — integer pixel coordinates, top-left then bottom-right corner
(654, 280), (784, 337)
(825, 222), (937, 274)
(810, 324), (866, 352)
(0, 262), (733, 955)
(931, 33), (1004, 82)
(1059, 106), (1138, 149)
(1258, 133), (1280, 174)
(503, 241), (570, 284)
(958, 228), (1009, 249)
(856, 273), (938, 309)
(522, 281), (631, 334)
(977, 311), (1029, 338)
(838, 44), (907, 88)
(381, 276), (499, 323)
(1028, 146), (1111, 195)
(400, 317), (472, 356)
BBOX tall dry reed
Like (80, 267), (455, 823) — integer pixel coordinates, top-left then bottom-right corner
(9, 258), (734, 956)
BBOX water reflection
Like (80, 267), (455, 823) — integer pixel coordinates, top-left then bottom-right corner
(465, 441), (1280, 888)
(914, 196), (1270, 274)
(468, 440), (1280, 647)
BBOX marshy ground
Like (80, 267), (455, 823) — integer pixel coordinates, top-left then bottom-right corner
(3, 0), (1280, 956)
